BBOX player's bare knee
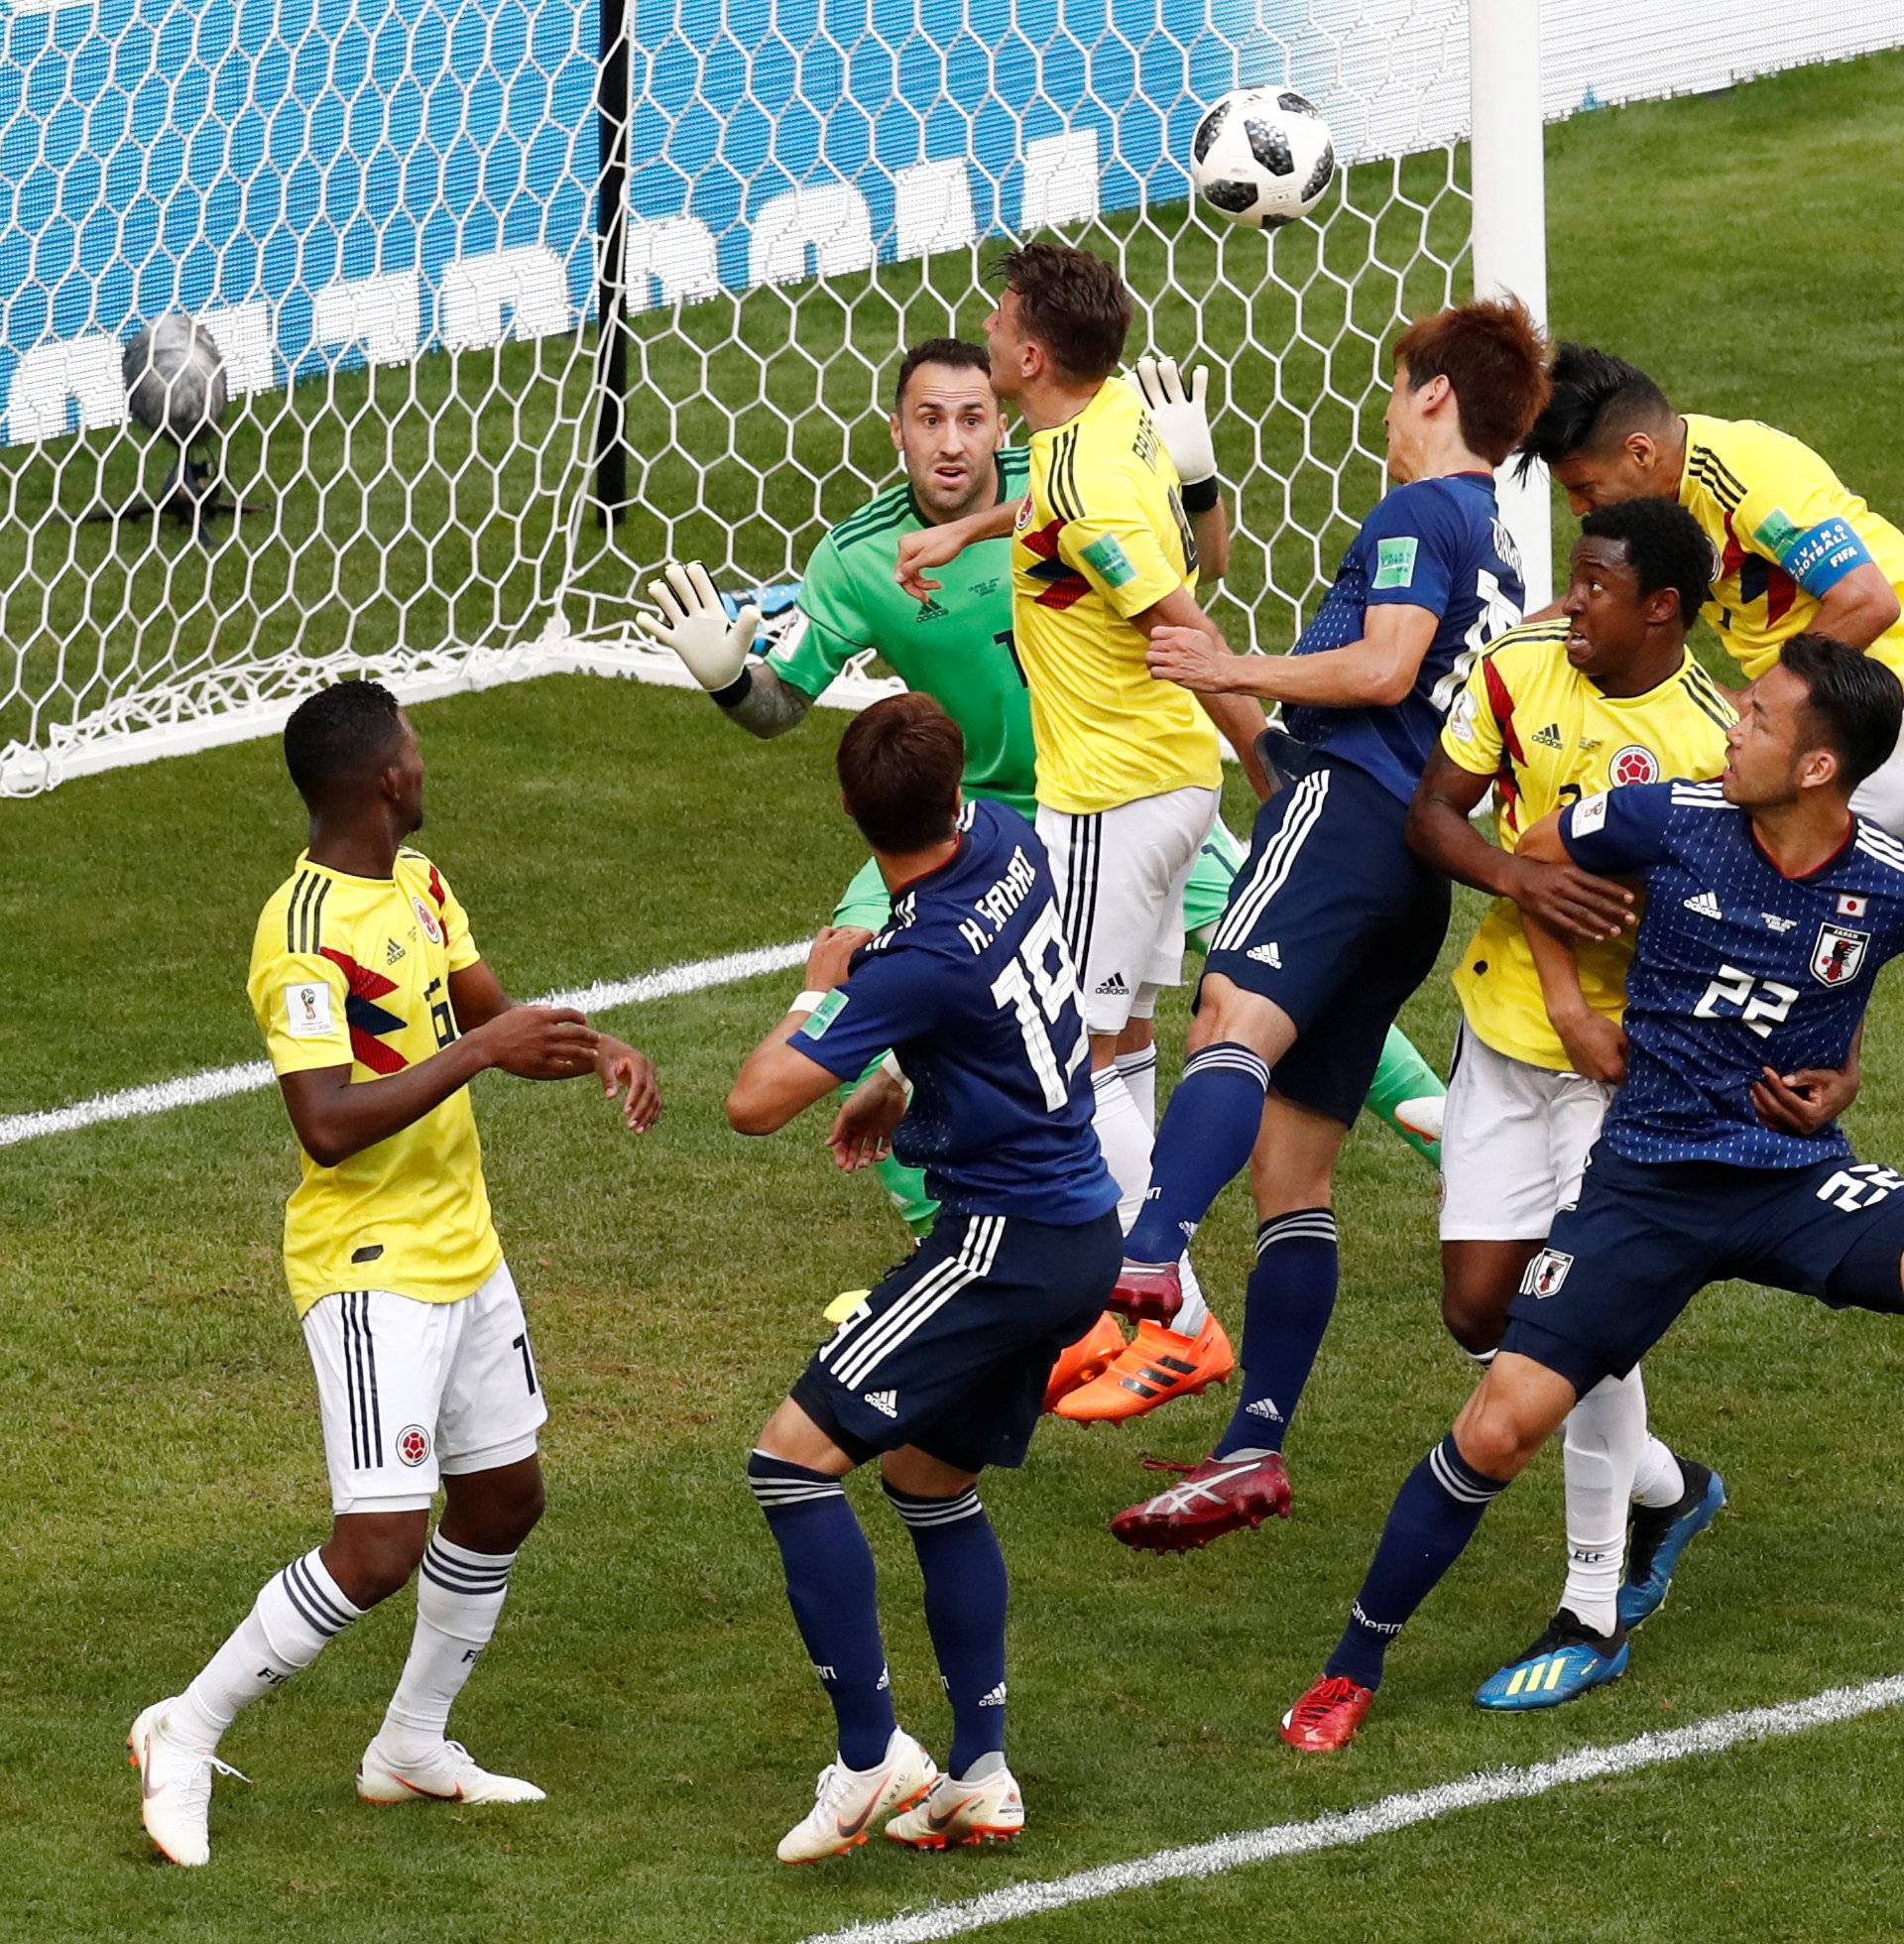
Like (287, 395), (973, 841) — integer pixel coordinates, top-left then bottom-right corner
(323, 1515), (426, 1608)
(1440, 1281), (1506, 1357)
(1452, 1391), (1541, 1483)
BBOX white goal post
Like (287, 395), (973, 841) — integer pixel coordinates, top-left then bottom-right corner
(0, 0), (1898, 794)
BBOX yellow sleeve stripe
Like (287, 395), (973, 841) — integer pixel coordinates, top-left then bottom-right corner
(1687, 444), (1745, 512)
(286, 870), (330, 954)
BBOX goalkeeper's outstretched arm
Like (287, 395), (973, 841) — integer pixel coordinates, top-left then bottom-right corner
(1126, 357), (1229, 581)
(639, 559), (813, 739)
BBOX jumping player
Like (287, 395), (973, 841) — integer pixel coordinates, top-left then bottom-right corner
(1280, 636), (1904, 1752)
(1409, 498), (1744, 1706)
(129, 680), (658, 1866)
(727, 694), (1121, 1859)
(1517, 343), (1904, 828)
(1110, 299), (1550, 1551)
(642, 334), (1445, 1423)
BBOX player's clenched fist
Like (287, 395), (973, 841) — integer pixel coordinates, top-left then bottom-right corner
(638, 560), (762, 691)
(474, 1005), (600, 1080)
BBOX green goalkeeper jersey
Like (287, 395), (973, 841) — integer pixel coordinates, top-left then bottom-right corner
(770, 448), (1037, 817)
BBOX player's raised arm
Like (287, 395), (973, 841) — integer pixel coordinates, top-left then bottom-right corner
(894, 496), (1021, 600)
(637, 560), (816, 738)
(1149, 598), (1441, 710)
(1126, 357), (1230, 581)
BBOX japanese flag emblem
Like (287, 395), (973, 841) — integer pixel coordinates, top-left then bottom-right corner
(1838, 893), (1868, 918)
(1812, 921), (1870, 987)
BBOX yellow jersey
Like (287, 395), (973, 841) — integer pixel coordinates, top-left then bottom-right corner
(1679, 413), (1904, 682)
(247, 847), (501, 1316)
(1012, 379), (1223, 815)
(1442, 618), (1732, 1071)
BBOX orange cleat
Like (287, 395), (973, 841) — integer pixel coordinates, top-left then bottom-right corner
(1279, 1674), (1373, 1753)
(1043, 1312), (1127, 1411)
(1110, 1449), (1291, 1552)
(1054, 1315), (1235, 1423)
(1109, 1259), (1184, 1326)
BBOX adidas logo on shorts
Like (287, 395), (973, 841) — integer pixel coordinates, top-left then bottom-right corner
(864, 1389), (898, 1417)
(1683, 891), (1723, 919)
(1094, 971), (1130, 996)
(1246, 942), (1283, 968)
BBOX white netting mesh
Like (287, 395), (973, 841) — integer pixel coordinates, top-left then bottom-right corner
(1, 0), (1898, 791)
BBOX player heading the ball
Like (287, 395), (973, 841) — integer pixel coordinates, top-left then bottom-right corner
(129, 679), (657, 1869)
(728, 692), (1123, 1861)
(1283, 636), (1904, 1753)
(1113, 298), (1551, 1554)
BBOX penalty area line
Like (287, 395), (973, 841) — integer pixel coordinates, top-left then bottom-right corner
(799, 1673), (1904, 1944)
(0, 939), (807, 1151)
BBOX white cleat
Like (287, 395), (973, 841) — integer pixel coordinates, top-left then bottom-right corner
(886, 1760), (1024, 1849)
(776, 1727), (938, 1865)
(128, 1698), (247, 1868)
(1394, 1094), (1446, 1145)
(356, 1736), (546, 1805)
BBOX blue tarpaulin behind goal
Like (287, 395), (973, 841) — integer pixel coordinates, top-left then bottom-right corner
(0, 0), (1274, 442)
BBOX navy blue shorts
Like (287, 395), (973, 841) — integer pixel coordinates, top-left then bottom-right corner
(1500, 1143), (1904, 1394)
(1202, 752), (1450, 1126)
(791, 1208), (1121, 1473)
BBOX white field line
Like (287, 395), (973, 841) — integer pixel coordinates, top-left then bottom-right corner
(800, 1673), (1904, 1944)
(0, 939), (806, 1150)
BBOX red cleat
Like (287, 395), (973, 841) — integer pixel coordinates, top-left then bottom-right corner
(1109, 1259), (1184, 1326)
(1279, 1674), (1372, 1753)
(1109, 1449), (1291, 1553)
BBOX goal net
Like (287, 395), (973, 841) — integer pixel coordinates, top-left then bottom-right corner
(0, 0), (1896, 793)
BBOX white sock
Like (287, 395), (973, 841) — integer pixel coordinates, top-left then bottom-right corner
(1630, 1436), (1686, 1509)
(379, 1534), (519, 1762)
(173, 1548), (364, 1753)
(1560, 1370), (1647, 1635)
(1114, 1045), (1158, 1129)
(1091, 1065), (1210, 1336)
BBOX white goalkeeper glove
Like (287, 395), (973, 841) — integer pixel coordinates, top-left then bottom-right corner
(637, 561), (763, 693)
(1126, 356), (1218, 495)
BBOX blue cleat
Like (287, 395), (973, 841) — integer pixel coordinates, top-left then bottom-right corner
(1619, 1457), (1726, 1631)
(1475, 1610), (1628, 1711)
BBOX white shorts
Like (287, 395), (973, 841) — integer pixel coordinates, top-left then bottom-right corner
(301, 1260), (547, 1515)
(1438, 1026), (1614, 1243)
(1037, 786), (1221, 1034)
(1849, 720), (1904, 838)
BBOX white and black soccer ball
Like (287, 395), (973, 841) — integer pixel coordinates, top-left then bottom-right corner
(1190, 87), (1336, 231)
(123, 312), (229, 446)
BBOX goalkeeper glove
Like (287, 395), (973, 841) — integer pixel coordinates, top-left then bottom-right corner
(637, 561), (763, 692)
(1126, 357), (1220, 511)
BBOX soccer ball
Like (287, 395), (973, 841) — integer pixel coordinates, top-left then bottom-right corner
(1190, 88), (1336, 231)
(123, 312), (229, 448)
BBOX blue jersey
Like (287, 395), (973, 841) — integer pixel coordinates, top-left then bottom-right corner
(1284, 472), (1525, 803)
(789, 799), (1119, 1224)
(1560, 780), (1904, 1166)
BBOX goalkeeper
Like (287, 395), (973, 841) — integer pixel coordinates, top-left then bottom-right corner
(641, 341), (1444, 1331)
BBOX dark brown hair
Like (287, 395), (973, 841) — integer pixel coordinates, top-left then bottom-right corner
(894, 337), (991, 408)
(837, 692), (966, 853)
(1393, 298), (1552, 466)
(997, 242), (1132, 383)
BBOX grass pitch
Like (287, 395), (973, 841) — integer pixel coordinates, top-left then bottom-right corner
(6, 49), (1904, 1944)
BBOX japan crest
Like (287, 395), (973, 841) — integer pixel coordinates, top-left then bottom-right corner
(1811, 920), (1869, 987)
(1521, 1248), (1574, 1298)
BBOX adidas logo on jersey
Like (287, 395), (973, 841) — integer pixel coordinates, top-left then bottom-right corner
(1246, 942), (1283, 968)
(978, 1681), (1008, 1707)
(1531, 722), (1564, 750)
(1245, 1397), (1284, 1421)
(1094, 971), (1130, 996)
(385, 938), (406, 965)
(1683, 892), (1724, 919)
(863, 1389), (898, 1418)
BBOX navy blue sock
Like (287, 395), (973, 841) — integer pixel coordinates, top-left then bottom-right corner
(1324, 1434), (1509, 1691)
(1124, 1043), (1270, 1265)
(748, 1451), (894, 1768)
(885, 1481), (1008, 1777)
(1213, 1209), (1339, 1458)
